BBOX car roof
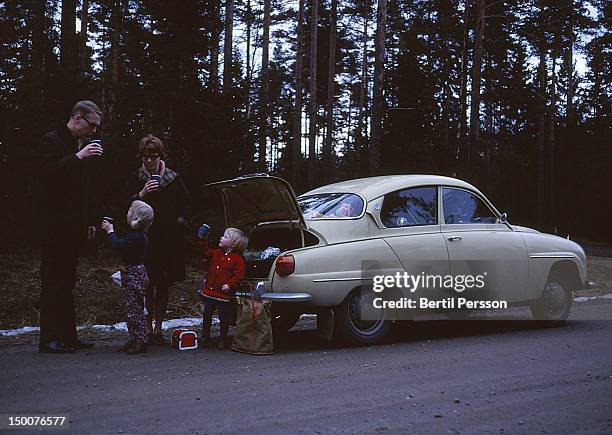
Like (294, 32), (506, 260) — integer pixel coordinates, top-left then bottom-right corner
(301, 175), (482, 202)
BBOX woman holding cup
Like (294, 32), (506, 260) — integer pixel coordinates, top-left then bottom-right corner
(125, 134), (191, 345)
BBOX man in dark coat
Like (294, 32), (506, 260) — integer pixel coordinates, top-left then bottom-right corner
(34, 100), (104, 353)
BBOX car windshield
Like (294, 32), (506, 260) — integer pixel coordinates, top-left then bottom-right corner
(298, 193), (365, 219)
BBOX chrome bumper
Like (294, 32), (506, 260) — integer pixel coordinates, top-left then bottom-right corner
(235, 291), (312, 302)
(261, 292), (312, 302)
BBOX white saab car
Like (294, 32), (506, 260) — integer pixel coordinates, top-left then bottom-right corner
(204, 174), (586, 344)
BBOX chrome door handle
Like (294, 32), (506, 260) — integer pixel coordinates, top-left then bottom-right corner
(448, 235), (462, 241)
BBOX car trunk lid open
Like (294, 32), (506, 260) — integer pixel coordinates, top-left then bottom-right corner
(203, 175), (319, 279)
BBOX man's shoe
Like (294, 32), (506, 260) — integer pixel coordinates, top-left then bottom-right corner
(126, 341), (147, 355)
(69, 339), (95, 349)
(152, 332), (166, 346)
(39, 340), (76, 354)
(217, 338), (228, 350)
(118, 339), (135, 352)
(200, 335), (212, 349)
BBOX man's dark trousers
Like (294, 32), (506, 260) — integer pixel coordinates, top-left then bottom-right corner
(39, 235), (80, 346)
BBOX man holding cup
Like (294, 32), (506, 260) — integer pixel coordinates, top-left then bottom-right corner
(34, 100), (104, 353)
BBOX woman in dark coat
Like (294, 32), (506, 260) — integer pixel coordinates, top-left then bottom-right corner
(125, 135), (190, 344)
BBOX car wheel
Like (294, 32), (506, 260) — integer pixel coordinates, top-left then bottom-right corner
(272, 311), (302, 335)
(443, 309), (472, 321)
(530, 280), (572, 324)
(335, 288), (391, 345)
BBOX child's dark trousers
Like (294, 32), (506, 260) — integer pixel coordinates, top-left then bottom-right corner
(202, 297), (230, 340)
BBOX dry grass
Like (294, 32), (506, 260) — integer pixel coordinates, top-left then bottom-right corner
(1, 250), (610, 330)
(0, 248), (204, 330)
(576, 255), (612, 297)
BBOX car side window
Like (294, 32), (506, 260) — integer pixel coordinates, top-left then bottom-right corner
(442, 188), (497, 224)
(381, 187), (437, 227)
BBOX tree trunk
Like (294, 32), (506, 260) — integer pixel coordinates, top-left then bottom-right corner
(536, 45), (547, 230)
(358, 0), (368, 176)
(246, 0), (252, 119)
(457, 0), (470, 175)
(560, 0), (574, 235)
(439, 1), (452, 172)
(548, 43), (558, 232)
(31, 0), (46, 107)
(109, 0), (121, 126)
(565, 3), (575, 129)
(258, 0), (271, 170)
(484, 97), (492, 177)
(292, 0), (305, 190)
(468, 0), (484, 180)
(369, 0), (387, 175)
(323, 0), (337, 183)
(60, 0), (78, 103)
(79, 0), (89, 77)
(210, 0), (221, 91)
(307, 0), (318, 188)
(223, 0), (233, 94)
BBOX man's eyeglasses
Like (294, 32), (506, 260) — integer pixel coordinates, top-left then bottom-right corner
(142, 154), (160, 161)
(80, 115), (100, 129)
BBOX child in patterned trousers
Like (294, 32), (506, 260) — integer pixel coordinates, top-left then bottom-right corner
(102, 200), (154, 354)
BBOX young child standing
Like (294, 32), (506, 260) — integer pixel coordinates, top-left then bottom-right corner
(101, 200), (154, 354)
(198, 226), (248, 349)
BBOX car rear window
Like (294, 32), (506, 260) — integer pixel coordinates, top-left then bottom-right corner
(298, 193), (365, 219)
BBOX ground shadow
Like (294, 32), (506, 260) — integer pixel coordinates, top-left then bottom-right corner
(274, 318), (584, 354)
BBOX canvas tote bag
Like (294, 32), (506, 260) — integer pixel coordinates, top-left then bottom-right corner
(231, 294), (274, 355)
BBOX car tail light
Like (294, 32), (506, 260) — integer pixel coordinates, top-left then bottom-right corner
(275, 255), (295, 276)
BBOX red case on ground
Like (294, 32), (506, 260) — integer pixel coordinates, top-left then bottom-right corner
(171, 329), (198, 350)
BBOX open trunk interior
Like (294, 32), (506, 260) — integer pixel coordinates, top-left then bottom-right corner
(244, 225), (319, 279)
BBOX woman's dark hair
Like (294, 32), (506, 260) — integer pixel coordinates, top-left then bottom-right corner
(137, 134), (167, 160)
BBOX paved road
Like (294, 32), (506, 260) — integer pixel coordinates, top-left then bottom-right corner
(1, 300), (611, 434)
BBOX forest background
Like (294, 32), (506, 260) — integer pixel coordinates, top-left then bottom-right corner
(1, 0), (610, 247)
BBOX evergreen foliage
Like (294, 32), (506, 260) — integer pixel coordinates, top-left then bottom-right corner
(0, 0), (609, 244)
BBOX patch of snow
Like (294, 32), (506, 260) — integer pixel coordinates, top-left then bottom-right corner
(574, 294), (612, 303)
(4, 297), (611, 337)
(0, 316), (217, 338)
(160, 317), (208, 329)
(0, 326), (40, 337)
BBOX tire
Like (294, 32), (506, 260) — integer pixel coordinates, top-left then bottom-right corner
(335, 288), (391, 345)
(530, 280), (572, 324)
(443, 309), (472, 321)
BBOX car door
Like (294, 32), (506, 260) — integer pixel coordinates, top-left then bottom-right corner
(372, 186), (450, 304)
(441, 186), (530, 303)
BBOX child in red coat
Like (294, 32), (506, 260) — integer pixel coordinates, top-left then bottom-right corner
(198, 226), (248, 348)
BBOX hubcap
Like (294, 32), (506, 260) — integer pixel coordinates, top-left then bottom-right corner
(348, 291), (384, 333)
(543, 282), (566, 317)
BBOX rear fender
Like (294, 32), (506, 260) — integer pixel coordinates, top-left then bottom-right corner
(271, 238), (404, 307)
